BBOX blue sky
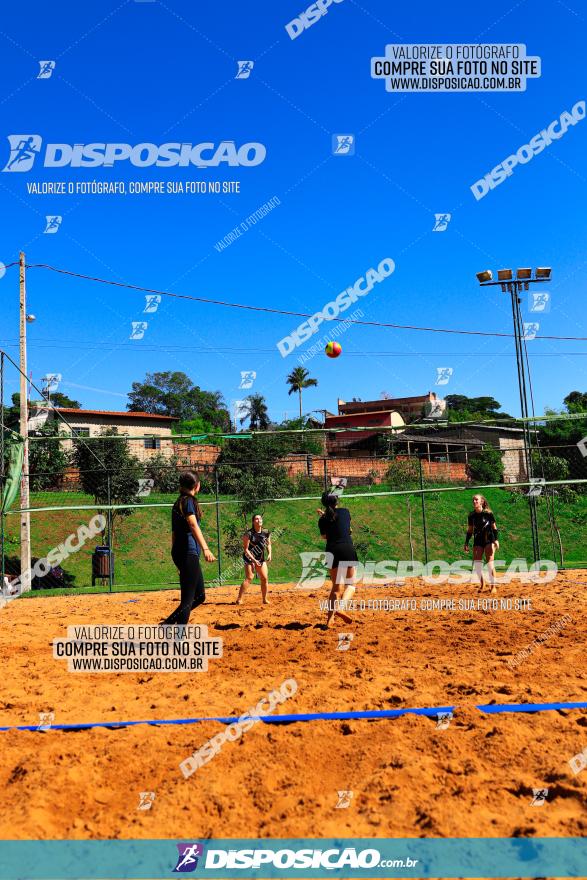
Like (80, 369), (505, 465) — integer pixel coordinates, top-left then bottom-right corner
(0, 0), (586, 423)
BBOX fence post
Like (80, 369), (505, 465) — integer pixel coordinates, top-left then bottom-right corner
(214, 466), (222, 582)
(107, 474), (113, 592)
(323, 457), (328, 491)
(419, 457), (429, 564)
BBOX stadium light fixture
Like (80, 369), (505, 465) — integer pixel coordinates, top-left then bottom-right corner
(516, 268), (532, 280)
(535, 267), (552, 280)
(497, 269), (513, 281)
(476, 270), (492, 283)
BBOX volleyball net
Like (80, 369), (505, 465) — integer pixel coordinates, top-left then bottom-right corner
(2, 427), (587, 595)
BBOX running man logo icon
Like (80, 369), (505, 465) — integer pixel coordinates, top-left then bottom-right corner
(577, 436), (587, 458)
(236, 61), (254, 79)
(337, 633), (354, 652)
(436, 712), (453, 730)
(173, 843), (204, 873)
(137, 479), (155, 498)
(38, 712), (54, 731)
(332, 134), (355, 155)
(297, 551), (334, 589)
(239, 370), (256, 390)
(144, 294), (161, 314)
(530, 292), (551, 313)
(130, 321), (148, 340)
(435, 367), (453, 386)
(44, 215), (62, 234)
(37, 60), (56, 79)
(433, 213), (451, 232)
(523, 322), (539, 341)
(569, 748), (587, 775)
(336, 790), (354, 809)
(528, 477), (546, 498)
(3, 135), (42, 172)
(137, 791), (155, 811)
(530, 788), (548, 806)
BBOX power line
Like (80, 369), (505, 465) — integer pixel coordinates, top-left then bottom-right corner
(19, 261), (587, 342)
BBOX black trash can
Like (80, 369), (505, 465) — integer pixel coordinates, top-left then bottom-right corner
(92, 546), (114, 586)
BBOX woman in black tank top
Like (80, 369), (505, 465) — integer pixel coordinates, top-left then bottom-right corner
(236, 514), (272, 605)
(318, 492), (358, 627)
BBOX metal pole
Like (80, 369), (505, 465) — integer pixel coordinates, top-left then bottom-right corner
(323, 457), (328, 491)
(214, 466), (222, 582)
(107, 474), (113, 591)
(19, 253), (31, 592)
(419, 457), (429, 564)
(1, 351), (5, 593)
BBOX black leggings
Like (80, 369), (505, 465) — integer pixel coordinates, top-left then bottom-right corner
(163, 549), (205, 625)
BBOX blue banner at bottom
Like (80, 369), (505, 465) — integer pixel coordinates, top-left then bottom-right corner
(1, 838), (587, 878)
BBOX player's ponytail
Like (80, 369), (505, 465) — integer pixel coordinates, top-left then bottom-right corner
(321, 491), (338, 522)
(178, 471), (203, 521)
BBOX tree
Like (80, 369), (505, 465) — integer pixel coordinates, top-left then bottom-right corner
(217, 436), (292, 518)
(286, 367), (318, 419)
(28, 424), (70, 491)
(127, 371), (230, 430)
(445, 395), (513, 422)
(50, 393), (81, 409)
(72, 428), (142, 540)
(564, 391), (587, 413)
(239, 394), (270, 430)
(468, 446), (504, 484)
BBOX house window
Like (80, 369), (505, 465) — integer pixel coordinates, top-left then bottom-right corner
(144, 436), (161, 450)
(72, 427), (90, 438)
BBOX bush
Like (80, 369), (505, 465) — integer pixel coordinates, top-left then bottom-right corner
(385, 458), (419, 490)
(468, 446), (504, 484)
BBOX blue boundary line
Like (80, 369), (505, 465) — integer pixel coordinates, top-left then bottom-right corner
(1, 700), (586, 732)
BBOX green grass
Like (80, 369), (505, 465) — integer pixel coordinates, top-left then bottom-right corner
(3, 484), (586, 598)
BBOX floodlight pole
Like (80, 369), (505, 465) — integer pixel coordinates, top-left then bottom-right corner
(19, 252), (32, 591)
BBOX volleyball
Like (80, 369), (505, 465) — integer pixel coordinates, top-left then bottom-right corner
(325, 341), (342, 358)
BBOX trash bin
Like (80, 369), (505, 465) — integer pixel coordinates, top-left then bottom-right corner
(92, 546), (114, 586)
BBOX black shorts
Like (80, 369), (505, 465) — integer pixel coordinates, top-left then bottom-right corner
(326, 543), (358, 569)
(243, 555), (264, 566)
(473, 536), (494, 548)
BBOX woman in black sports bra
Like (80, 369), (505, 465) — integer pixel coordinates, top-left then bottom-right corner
(236, 514), (272, 605)
(464, 493), (499, 594)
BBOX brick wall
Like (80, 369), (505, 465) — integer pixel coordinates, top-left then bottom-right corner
(499, 438), (527, 483)
(277, 454), (469, 484)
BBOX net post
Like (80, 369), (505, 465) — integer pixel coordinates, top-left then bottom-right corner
(214, 465), (222, 583)
(419, 456), (429, 564)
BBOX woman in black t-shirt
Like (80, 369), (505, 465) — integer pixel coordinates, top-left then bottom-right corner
(464, 493), (499, 594)
(318, 492), (358, 627)
(162, 471), (216, 625)
(236, 514), (272, 605)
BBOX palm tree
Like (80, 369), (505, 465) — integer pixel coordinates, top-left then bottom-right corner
(286, 367), (318, 419)
(239, 393), (270, 430)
